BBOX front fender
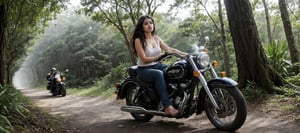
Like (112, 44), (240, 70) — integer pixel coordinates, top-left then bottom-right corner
(207, 77), (237, 88)
(117, 78), (138, 99)
(196, 77), (238, 114)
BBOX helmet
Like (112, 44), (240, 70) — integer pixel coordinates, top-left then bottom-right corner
(51, 67), (57, 72)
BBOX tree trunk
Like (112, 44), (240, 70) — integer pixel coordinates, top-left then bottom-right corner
(279, 0), (300, 74)
(0, 3), (8, 85)
(262, 0), (273, 45)
(218, 0), (231, 77)
(223, 0), (285, 93)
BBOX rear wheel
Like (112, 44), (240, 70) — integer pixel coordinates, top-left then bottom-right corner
(126, 85), (154, 122)
(204, 86), (247, 131)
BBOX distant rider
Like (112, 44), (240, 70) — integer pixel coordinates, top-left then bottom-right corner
(46, 68), (59, 91)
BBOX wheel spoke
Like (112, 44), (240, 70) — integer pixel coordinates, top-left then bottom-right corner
(206, 88), (237, 125)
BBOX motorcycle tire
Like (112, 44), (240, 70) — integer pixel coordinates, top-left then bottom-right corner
(52, 91), (57, 96)
(204, 86), (247, 131)
(126, 85), (154, 122)
(61, 86), (66, 97)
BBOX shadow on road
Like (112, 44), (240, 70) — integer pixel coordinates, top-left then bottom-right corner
(77, 119), (226, 133)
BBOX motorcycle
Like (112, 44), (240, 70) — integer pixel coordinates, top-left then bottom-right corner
(47, 69), (68, 97)
(115, 44), (247, 131)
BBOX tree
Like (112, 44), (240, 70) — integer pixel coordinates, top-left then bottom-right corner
(0, 3), (8, 85)
(80, 0), (165, 65)
(218, 0), (231, 77)
(278, 0), (299, 74)
(170, 0), (232, 77)
(0, 0), (65, 85)
(18, 11), (132, 86)
(262, 0), (273, 45)
(223, 0), (285, 92)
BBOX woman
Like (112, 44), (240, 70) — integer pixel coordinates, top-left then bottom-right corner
(130, 15), (187, 116)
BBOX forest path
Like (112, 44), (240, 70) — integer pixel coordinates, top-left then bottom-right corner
(21, 89), (299, 133)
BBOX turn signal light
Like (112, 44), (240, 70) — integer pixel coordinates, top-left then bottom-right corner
(220, 71), (227, 77)
(212, 61), (218, 67)
(193, 70), (200, 77)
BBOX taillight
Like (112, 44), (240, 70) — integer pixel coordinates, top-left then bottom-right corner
(114, 83), (120, 88)
(114, 83), (120, 95)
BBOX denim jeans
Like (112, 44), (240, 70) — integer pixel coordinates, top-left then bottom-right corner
(137, 63), (170, 107)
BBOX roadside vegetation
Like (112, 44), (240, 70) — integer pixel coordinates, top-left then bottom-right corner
(1, 0), (300, 132)
(0, 85), (79, 133)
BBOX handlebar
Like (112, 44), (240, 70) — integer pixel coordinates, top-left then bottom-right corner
(154, 52), (187, 62)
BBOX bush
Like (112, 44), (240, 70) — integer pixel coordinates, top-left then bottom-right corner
(241, 81), (267, 101)
(0, 85), (28, 133)
(108, 63), (130, 84)
(74, 63), (130, 97)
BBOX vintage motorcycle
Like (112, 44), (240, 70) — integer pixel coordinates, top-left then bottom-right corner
(115, 46), (247, 131)
(47, 69), (67, 97)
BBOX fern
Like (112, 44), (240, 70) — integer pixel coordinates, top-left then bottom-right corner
(0, 85), (28, 132)
(264, 40), (294, 77)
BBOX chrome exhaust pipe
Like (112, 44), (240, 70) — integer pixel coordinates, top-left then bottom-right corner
(121, 106), (169, 116)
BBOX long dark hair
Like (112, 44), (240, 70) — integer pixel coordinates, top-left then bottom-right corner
(130, 15), (156, 56)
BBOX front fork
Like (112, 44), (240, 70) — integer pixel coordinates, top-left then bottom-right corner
(187, 56), (220, 109)
(198, 70), (220, 109)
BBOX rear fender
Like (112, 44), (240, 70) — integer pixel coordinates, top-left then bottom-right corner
(196, 77), (237, 114)
(117, 79), (138, 99)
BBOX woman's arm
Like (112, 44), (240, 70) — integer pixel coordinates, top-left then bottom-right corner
(157, 36), (188, 56)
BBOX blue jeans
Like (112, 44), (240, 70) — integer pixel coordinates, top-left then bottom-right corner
(137, 63), (170, 107)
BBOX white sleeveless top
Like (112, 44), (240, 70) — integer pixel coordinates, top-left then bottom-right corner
(137, 37), (161, 66)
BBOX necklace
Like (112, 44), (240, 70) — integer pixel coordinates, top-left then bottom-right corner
(146, 38), (156, 48)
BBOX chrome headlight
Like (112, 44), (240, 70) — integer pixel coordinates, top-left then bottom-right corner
(197, 52), (210, 67)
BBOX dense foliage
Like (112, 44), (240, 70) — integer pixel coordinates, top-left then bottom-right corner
(14, 9), (198, 88)
(1, 0), (66, 85)
(17, 11), (129, 87)
(0, 85), (27, 132)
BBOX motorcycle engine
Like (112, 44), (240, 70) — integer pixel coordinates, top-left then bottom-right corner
(142, 87), (159, 104)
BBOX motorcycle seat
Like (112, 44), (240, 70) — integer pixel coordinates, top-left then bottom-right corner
(128, 66), (138, 77)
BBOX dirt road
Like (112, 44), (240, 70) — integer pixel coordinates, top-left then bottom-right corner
(21, 89), (299, 133)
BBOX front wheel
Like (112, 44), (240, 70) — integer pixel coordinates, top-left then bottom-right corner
(60, 86), (66, 97)
(204, 86), (247, 131)
(126, 85), (153, 122)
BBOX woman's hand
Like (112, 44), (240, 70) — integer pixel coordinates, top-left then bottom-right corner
(154, 52), (168, 62)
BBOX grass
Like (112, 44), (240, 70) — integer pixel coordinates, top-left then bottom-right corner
(67, 83), (116, 98)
